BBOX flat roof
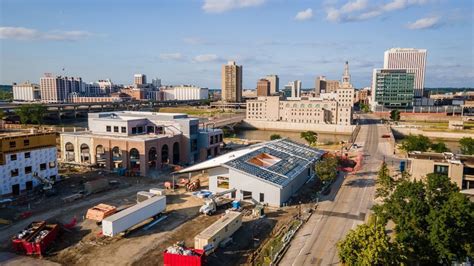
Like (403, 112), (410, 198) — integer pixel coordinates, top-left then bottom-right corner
(195, 211), (242, 240)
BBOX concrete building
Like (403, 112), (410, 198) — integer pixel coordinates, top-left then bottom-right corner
(221, 61), (242, 103)
(175, 139), (324, 207)
(265, 75), (279, 94)
(315, 76), (339, 95)
(151, 78), (161, 89)
(372, 69), (415, 109)
(13, 82), (41, 102)
(69, 92), (131, 103)
(384, 48), (427, 98)
(160, 85), (208, 101)
(40, 74), (83, 103)
(256, 79), (271, 97)
(134, 74), (147, 87)
(0, 132), (58, 196)
(356, 88), (370, 105)
(286, 80), (301, 98)
(60, 111), (223, 176)
(408, 152), (474, 190)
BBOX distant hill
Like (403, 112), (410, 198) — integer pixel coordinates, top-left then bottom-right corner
(426, 87), (473, 94)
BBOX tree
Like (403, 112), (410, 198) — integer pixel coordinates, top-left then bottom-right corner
(15, 105), (32, 125)
(300, 131), (318, 146)
(270, 134), (281, 140)
(337, 218), (402, 265)
(459, 137), (474, 155)
(360, 103), (370, 113)
(375, 161), (395, 199)
(315, 157), (338, 183)
(390, 109), (400, 121)
(29, 104), (47, 125)
(430, 141), (450, 153)
(400, 134), (432, 152)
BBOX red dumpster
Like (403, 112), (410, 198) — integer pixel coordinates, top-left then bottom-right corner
(12, 221), (59, 256)
(163, 248), (205, 266)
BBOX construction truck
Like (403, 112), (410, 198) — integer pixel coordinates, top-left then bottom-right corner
(33, 173), (56, 196)
(199, 188), (236, 215)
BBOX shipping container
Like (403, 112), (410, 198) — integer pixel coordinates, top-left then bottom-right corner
(163, 248), (205, 266)
(102, 196), (166, 237)
(84, 179), (109, 195)
(194, 211), (242, 252)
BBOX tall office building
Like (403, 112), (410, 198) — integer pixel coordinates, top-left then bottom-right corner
(372, 69), (415, 108)
(383, 48), (427, 98)
(315, 76), (339, 95)
(40, 74), (82, 103)
(256, 79), (271, 96)
(265, 75), (279, 94)
(287, 80), (301, 98)
(134, 74), (147, 86)
(152, 78), (162, 89)
(221, 61), (242, 102)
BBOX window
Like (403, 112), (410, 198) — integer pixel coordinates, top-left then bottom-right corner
(106, 126), (111, 132)
(9, 141), (16, 148)
(11, 169), (19, 177)
(147, 126), (154, 133)
(49, 161), (56, 168)
(217, 176), (229, 189)
(190, 125), (198, 135)
(121, 127), (126, 133)
(156, 126), (164, 134)
(24, 139), (30, 146)
(191, 139), (197, 152)
(114, 126), (119, 132)
(132, 127), (137, 134)
(25, 166), (32, 174)
(242, 191), (252, 200)
(434, 165), (449, 175)
(10, 154), (17, 161)
(40, 163), (47, 170)
(260, 193), (265, 202)
(25, 152), (31, 158)
(137, 126), (144, 134)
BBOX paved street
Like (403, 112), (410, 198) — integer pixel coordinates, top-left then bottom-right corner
(280, 115), (395, 265)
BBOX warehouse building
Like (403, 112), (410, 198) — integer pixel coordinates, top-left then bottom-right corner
(176, 139), (324, 207)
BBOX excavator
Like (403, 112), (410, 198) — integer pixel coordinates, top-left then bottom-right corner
(199, 188), (236, 215)
(33, 173), (57, 197)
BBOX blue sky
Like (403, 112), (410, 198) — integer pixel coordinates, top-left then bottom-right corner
(0, 0), (472, 89)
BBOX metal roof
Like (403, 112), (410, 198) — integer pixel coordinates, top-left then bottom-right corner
(175, 138), (323, 188)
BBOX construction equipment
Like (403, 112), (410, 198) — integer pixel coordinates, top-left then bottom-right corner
(186, 179), (200, 192)
(86, 204), (117, 223)
(12, 221), (59, 256)
(199, 188), (236, 215)
(32, 173), (54, 191)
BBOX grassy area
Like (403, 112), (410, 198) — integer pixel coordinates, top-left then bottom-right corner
(400, 120), (474, 133)
(157, 107), (235, 117)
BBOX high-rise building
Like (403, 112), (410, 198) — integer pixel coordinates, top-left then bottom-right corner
(40, 74), (82, 103)
(152, 78), (162, 89)
(134, 74), (147, 86)
(315, 76), (339, 95)
(372, 69), (415, 109)
(256, 79), (271, 96)
(287, 80), (301, 98)
(383, 48), (427, 98)
(221, 61), (242, 102)
(265, 75), (279, 94)
(13, 82), (41, 102)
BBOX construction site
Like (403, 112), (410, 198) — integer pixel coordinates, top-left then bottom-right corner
(0, 158), (321, 266)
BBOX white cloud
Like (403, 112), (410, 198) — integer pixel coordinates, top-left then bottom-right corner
(326, 0), (431, 23)
(193, 54), (220, 63)
(183, 37), (206, 45)
(159, 53), (183, 60)
(0, 26), (92, 41)
(295, 8), (313, 21)
(406, 16), (440, 30)
(202, 0), (265, 13)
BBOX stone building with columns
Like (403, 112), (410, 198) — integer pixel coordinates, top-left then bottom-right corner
(60, 111), (223, 176)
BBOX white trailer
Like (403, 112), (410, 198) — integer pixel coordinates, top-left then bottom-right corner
(194, 210), (242, 253)
(102, 195), (166, 237)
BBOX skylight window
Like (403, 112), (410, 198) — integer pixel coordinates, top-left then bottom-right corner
(248, 153), (281, 168)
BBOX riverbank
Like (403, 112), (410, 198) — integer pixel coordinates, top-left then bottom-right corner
(240, 120), (355, 134)
(391, 127), (474, 140)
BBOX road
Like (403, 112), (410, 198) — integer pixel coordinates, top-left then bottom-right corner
(280, 114), (395, 265)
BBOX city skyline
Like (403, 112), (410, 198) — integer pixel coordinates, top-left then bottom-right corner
(0, 0), (473, 89)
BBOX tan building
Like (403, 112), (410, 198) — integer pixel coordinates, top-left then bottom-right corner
(315, 76), (339, 95)
(256, 79), (271, 96)
(40, 74), (83, 103)
(265, 75), (279, 94)
(408, 152), (474, 190)
(134, 74), (146, 87)
(356, 89), (369, 105)
(221, 61), (242, 102)
(246, 96), (353, 125)
(60, 111), (223, 177)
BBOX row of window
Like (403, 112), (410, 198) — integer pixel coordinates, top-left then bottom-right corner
(10, 152), (31, 161)
(10, 162), (56, 177)
(9, 139), (30, 148)
(105, 125), (165, 135)
(209, 134), (223, 145)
